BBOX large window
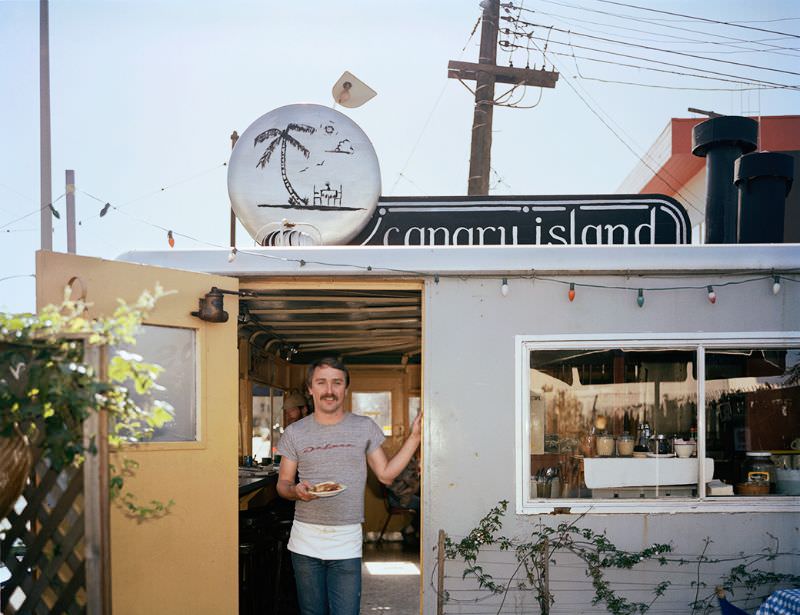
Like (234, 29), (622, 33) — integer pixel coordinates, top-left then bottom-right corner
(519, 336), (800, 512)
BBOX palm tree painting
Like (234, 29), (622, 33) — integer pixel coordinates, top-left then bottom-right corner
(253, 123), (316, 207)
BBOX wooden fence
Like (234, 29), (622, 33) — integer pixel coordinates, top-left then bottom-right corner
(1, 346), (110, 614)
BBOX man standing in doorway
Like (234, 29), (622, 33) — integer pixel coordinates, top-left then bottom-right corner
(276, 357), (422, 615)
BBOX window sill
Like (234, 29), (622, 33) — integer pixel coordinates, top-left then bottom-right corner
(518, 496), (800, 515)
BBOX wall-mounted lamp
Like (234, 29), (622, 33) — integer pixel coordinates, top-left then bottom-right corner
(191, 287), (229, 323)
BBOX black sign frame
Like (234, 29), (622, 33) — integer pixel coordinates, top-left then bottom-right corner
(349, 194), (691, 246)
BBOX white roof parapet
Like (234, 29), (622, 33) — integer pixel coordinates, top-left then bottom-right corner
(116, 244), (800, 278)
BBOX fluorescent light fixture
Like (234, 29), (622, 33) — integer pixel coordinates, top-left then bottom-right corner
(364, 562), (420, 576)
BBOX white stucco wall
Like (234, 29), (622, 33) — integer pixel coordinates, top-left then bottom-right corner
(422, 272), (800, 614)
(117, 243), (800, 613)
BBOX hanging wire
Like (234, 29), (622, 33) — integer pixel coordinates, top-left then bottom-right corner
(502, 17), (800, 78)
(0, 193), (66, 232)
(76, 161), (228, 225)
(508, 0), (800, 55)
(594, 0), (800, 40)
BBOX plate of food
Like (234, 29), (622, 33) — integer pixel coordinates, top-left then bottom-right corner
(309, 481), (347, 497)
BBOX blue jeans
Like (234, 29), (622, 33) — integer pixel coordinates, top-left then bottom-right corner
(290, 552), (362, 615)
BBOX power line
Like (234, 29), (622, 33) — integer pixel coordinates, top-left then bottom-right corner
(519, 0), (800, 55)
(646, 16), (800, 26)
(500, 26), (792, 89)
(504, 17), (800, 77)
(569, 74), (772, 92)
(594, 0), (800, 40)
(0, 274), (36, 284)
(506, 3), (800, 56)
(499, 33), (800, 90)
(519, 47), (792, 90)
(525, 39), (705, 215)
(390, 14), (483, 196)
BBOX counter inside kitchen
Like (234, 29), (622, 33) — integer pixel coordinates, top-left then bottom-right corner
(238, 465), (299, 614)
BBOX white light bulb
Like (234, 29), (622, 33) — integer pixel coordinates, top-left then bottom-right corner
(772, 276), (781, 295)
(500, 278), (509, 297)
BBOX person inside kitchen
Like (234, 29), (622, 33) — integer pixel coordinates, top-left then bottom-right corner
(276, 357), (422, 615)
(387, 452), (420, 544)
(283, 390), (310, 426)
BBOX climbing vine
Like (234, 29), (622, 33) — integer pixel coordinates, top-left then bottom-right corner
(442, 501), (799, 615)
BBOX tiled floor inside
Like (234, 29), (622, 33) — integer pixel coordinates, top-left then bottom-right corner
(361, 541), (421, 615)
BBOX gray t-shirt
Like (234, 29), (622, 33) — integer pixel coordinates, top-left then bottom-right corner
(277, 412), (385, 525)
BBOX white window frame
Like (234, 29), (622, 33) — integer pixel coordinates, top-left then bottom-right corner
(515, 332), (800, 514)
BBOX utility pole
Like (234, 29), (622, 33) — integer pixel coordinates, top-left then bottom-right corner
(65, 170), (76, 253)
(448, 0), (559, 195)
(40, 0), (53, 250)
(230, 130), (239, 247)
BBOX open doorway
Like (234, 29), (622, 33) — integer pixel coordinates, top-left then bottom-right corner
(236, 282), (423, 614)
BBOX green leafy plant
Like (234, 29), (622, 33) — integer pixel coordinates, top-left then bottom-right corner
(442, 502), (799, 615)
(444, 501), (672, 615)
(0, 285), (175, 518)
(687, 534), (800, 613)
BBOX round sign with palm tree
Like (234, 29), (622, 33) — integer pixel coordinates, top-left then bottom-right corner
(228, 104), (381, 245)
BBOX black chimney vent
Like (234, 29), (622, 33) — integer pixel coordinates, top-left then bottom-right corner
(692, 116), (758, 244)
(735, 151), (794, 243)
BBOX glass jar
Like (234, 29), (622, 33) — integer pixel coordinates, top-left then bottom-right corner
(745, 452), (776, 493)
(596, 434), (615, 457)
(616, 434), (635, 457)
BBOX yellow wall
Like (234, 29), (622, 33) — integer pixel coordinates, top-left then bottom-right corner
(36, 251), (239, 615)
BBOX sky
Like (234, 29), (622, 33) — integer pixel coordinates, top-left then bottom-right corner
(1, 0), (798, 313)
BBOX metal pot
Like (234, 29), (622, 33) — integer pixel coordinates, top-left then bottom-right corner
(648, 434), (671, 456)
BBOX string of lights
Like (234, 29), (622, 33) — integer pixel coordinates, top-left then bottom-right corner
(0, 192), (66, 232)
(70, 183), (800, 311)
(75, 161), (228, 226)
(3, 227), (39, 234)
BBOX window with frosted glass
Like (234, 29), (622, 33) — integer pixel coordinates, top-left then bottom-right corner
(118, 325), (197, 442)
